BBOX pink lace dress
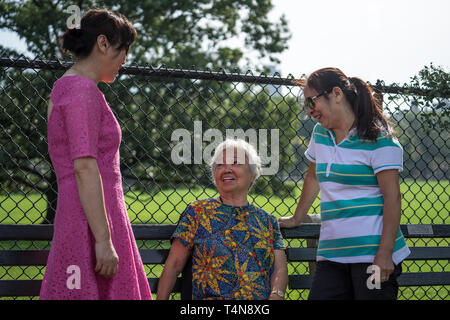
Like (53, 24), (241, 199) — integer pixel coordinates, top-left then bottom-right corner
(40, 75), (152, 300)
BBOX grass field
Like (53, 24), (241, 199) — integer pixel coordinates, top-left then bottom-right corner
(0, 179), (448, 300)
(1, 179), (449, 225)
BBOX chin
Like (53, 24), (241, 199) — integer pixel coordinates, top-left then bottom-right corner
(101, 73), (118, 83)
(319, 121), (330, 129)
(102, 77), (116, 83)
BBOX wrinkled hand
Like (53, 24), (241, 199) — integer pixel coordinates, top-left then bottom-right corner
(278, 215), (301, 229)
(95, 239), (119, 278)
(268, 293), (284, 300)
(373, 251), (394, 283)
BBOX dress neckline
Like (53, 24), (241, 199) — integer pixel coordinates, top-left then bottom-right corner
(58, 74), (98, 85)
(212, 197), (254, 211)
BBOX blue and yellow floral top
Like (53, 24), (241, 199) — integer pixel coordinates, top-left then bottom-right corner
(172, 198), (285, 300)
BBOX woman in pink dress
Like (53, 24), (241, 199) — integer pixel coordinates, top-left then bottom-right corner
(40, 9), (152, 300)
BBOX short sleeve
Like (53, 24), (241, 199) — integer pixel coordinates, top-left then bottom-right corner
(371, 135), (404, 174)
(270, 215), (285, 250)
(61, 79), (103, 161)
(304, 124), (318, 163)
(172, 205), (198, 250)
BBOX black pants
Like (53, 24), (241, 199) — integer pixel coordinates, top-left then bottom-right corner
(308, 261), (402, 300)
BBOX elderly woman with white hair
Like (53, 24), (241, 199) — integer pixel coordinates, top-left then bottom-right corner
(157, 139), (288, 300)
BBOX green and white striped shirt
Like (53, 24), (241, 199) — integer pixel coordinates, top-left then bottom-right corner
(305, 123), (410, 264)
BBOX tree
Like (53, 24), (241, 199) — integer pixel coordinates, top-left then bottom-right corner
(0, 0), (294, 223)
(390, 109), (448, 181)
(379, 63), (449, 181)
(0, 0), (290, 68)
(403, 63), (449, 134)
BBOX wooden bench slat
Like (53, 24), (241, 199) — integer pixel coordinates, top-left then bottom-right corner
(288, 275), (314, 289)
(140, 249), (170, 264)
(0, 225), (53, 241)
(282, 224), (320, 239)
(3, 272), (449, 297)
(0, 250), (49, 266)
(0, 249), (171, 266)
(132, 225), (176, 240)
(3, 247), (447, 267)
(1, 224), (449, 241)
(0, 224), (178, 241)
(405, 247), (450, 260)
(282, 224), (450, 239)
(286, 248), (317, 262)
(288, 272), (450, 290)
(287, 247), (450, 262)
(0, 280), (42, 297)
(0, 278), (182, 297)
(397, 272), (450, 286)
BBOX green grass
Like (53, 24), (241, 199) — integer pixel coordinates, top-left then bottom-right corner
(1, 179), (448, 225)
(0, 179), (448, 300)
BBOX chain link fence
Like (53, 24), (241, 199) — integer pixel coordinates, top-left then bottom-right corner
(0, 55), (448, 300)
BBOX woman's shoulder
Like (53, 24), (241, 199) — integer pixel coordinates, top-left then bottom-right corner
(51, 75), (100, 101)
(372, 128), (402, 149)
(250, 205), (279, 223)
(53, 74), (98, 90)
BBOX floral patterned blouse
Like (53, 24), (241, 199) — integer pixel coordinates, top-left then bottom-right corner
(172, 198), (285, 300)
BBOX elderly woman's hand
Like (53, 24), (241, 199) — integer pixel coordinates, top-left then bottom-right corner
(268, 292), (284, 300)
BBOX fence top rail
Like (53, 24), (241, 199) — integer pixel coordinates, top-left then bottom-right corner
(0, 57), (443, 97)
(0, 57), (296, 86)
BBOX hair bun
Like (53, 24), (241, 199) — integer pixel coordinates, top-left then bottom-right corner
(61, 28), (94, 56)
(60, 9), (136, 58)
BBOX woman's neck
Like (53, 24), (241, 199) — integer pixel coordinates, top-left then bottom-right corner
(332, 105), (356, 144)
(219, 193), (249, 207)
(66, 58), (101, 84)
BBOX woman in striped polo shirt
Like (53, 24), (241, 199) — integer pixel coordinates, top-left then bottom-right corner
(279, 67), (410, 300)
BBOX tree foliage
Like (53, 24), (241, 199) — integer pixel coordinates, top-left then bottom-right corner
(403, 63), (449, 134)
(0, 0), (291, 70)
(0, 0), (294, 223)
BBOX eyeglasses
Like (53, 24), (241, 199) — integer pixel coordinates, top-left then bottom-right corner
(303, 91), (328, 111)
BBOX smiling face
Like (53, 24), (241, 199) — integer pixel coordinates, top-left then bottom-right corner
(304, 85), (346, 130)
(304, 86), (331, 129)
(214, 147), (255, 196)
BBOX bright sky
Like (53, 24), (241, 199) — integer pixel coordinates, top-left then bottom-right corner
(0, 0), (449, 85)
(269, 0), (450, 84)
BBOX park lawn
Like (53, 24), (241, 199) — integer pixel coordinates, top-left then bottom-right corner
(0, 179), (448, 300)
(0, 179), (448, 225)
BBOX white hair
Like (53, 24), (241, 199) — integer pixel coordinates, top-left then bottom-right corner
(209, 138), (261, 188)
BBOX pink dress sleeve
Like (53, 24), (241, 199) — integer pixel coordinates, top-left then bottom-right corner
(60, 78), (103, 161)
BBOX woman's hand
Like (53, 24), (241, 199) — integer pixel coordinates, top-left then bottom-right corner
(94, 238), (119, 278)
(278, 215), (302, 229)
(373, 250), (394, 283)
(268, 292), (284, 300)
